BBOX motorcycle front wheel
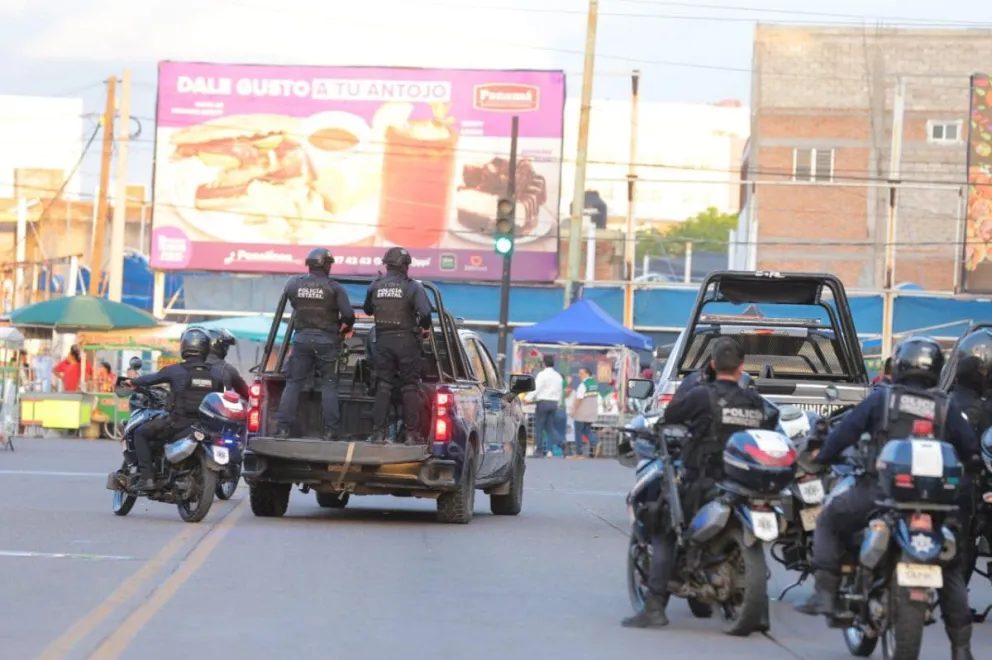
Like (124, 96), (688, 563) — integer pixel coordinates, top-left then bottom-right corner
(215, 464), (241, 501)
(176, 453), (218, 523)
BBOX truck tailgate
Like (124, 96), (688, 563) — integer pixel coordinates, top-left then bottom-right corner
(247, 437), (430, 466)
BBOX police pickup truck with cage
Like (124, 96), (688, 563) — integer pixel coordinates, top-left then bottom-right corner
(652, 271), (871, 421)
(241, 277), (535, 524)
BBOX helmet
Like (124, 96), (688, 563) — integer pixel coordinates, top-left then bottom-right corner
(207, 328), (236, 360)
(890, 336), (944, 387)
(954, 329), (992, 383)
(179, 327), (211, 361)
(304, 247), (334, 273)
(127, 356), (143, 371)
(383, 246), (412, 270)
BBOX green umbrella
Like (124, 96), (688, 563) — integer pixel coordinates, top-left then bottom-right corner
(7, 296), (159, 331)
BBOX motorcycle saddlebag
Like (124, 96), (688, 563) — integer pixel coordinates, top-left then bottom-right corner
(876, 438), (962, 505)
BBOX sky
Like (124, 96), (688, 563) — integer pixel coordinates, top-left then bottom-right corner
(0, 0), (985, 191)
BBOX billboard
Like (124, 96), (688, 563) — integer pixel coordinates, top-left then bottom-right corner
(962, 74), (992, 292)
(150, 62), (565, 281)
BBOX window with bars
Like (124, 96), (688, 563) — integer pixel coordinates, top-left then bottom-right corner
(792, 148), (834, 183)
(927, 120), (962, 145)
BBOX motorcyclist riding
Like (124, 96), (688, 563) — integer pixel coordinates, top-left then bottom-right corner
(205, 328), (250, 399)
(795, 336), (978, 660)
(125, 328), (229, 492)
(950, 329), (992, 437)
(622, 337), (778, 629)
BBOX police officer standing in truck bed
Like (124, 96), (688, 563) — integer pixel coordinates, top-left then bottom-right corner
(363, 247), (432, 444)
(274, 248), (355, 441)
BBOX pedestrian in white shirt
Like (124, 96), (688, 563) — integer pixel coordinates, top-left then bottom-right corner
(525, 354), (564, 457)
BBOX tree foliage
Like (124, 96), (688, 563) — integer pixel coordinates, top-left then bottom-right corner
(635, 207), (739, 259)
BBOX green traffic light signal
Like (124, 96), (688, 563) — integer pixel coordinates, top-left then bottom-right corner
(494, 197), (515, 256)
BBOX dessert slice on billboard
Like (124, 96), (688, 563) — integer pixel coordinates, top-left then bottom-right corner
(456, 156), (547, 235)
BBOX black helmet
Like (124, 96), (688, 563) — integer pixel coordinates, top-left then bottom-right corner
(180, 327), (211, 361)
(891, 336), (944, 387)
(127, 356), (143, 371)
(207, 328), (236, 360)
(305, 247), (334, 274)
(383, 246), (412, 271)
(954, 329), (992, 381)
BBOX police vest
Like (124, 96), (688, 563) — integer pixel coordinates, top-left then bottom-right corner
(871, 385), (950, 473)
(685, 384), (766, 471)
(175, 362), (221, 418)
(288, 274), (340, 333)
(370, 275), (416, 333)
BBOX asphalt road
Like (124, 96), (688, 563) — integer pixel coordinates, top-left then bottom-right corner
(1, 438), (991, 660)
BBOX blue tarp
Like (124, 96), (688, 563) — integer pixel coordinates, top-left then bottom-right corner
(513, 298), (653, 350)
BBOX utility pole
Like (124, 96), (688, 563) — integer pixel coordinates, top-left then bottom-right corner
(108, 69), (131, 303)
(496, 117), (520, 376)
(880, 77), (905, 359)
(622, 70), (640, 328)
(563, 0), (599, 308)
(89, 76), (117, 297)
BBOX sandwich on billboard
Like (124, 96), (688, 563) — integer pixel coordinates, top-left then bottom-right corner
(962, 73), (992, 292)
(149, 61), (566, 281)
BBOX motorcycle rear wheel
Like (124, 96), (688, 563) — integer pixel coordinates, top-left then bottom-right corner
(215, 465), (241, 501)
(881, 588), (926, 660)
(843, 625), (879, 657)
(176, 454), (218, 523)
(720, 527), (769, 636)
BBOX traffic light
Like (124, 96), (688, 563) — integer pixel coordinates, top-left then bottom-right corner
(494, 197), (515, 256)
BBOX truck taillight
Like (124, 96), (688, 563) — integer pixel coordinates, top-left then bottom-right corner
(435, 390), (452, 442)
(247, 380), (263, 433)
(658, 393), (673, 406)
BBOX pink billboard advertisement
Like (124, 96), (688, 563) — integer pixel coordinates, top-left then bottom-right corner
(151, 61), (565, 280)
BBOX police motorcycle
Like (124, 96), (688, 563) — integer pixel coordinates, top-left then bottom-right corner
(820, 422), (964, 660)
(106, 379), (248, 524)
(620, 378), (797, 636)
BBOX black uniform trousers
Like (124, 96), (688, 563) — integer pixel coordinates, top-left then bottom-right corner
(372, 330), (423, 437)
(813, 476), (971, 629)
(276, 334), (341, 433)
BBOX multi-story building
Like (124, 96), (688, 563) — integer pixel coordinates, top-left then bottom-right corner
(738, 25), (985, 291)
(560, 98), (749, 226)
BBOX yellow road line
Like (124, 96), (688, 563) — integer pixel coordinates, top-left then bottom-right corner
(37, 526), (200, 660)
(88, 498), (249, 659)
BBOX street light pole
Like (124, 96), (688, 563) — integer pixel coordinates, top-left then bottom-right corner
(496, 117), (520, 376)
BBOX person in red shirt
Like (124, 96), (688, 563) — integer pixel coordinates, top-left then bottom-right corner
(53, 345), (92, 392)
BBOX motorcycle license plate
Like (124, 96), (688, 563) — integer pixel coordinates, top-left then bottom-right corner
(212, 447), (230, 465)
(896, 563), (942, 588)
(800, 506), (821, 531)
(750, 510), (779, 541)
(797, 479), (825, 504)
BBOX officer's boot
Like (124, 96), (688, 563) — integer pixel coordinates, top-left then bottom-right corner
(947, 625), (974, 660)
(322, 429), (338, 442)
(135, 463), (155, 492)
(273, 427), (290, 439)
(621, 592), (669, 628)
(794, 570), (841, 617)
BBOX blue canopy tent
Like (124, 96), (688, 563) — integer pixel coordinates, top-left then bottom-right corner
(513, 298), (653, 350)
(512, 300), (652, 427)
(198, 315), (286, 343)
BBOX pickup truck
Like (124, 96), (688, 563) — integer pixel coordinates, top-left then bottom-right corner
(651, 270), (871, 418)
(241, 277), (536, 524)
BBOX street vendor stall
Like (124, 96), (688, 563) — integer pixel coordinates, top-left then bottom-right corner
(512, 298), (653, 458)
(77, 328), (182, 439)
(7, 296), (159, 436)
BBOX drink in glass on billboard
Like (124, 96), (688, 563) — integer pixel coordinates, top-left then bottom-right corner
(378, 118), (458, 248)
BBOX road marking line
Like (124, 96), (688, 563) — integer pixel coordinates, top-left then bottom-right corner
(0, 550), (136, 561)
(0, 470), (105, 477)
(89, 498), (249, 660)
(37, 499), (242, 660)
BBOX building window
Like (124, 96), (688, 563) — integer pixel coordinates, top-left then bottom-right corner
(792, 148), (834, 183)
(927, 120), (962, 144)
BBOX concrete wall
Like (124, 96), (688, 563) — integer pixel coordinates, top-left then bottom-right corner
(748, 26), (984, 290)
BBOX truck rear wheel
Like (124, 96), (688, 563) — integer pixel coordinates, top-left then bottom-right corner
(437, 443), (476, 524)
(490, 444), (524, 516)
(249, 482), (291, 518)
